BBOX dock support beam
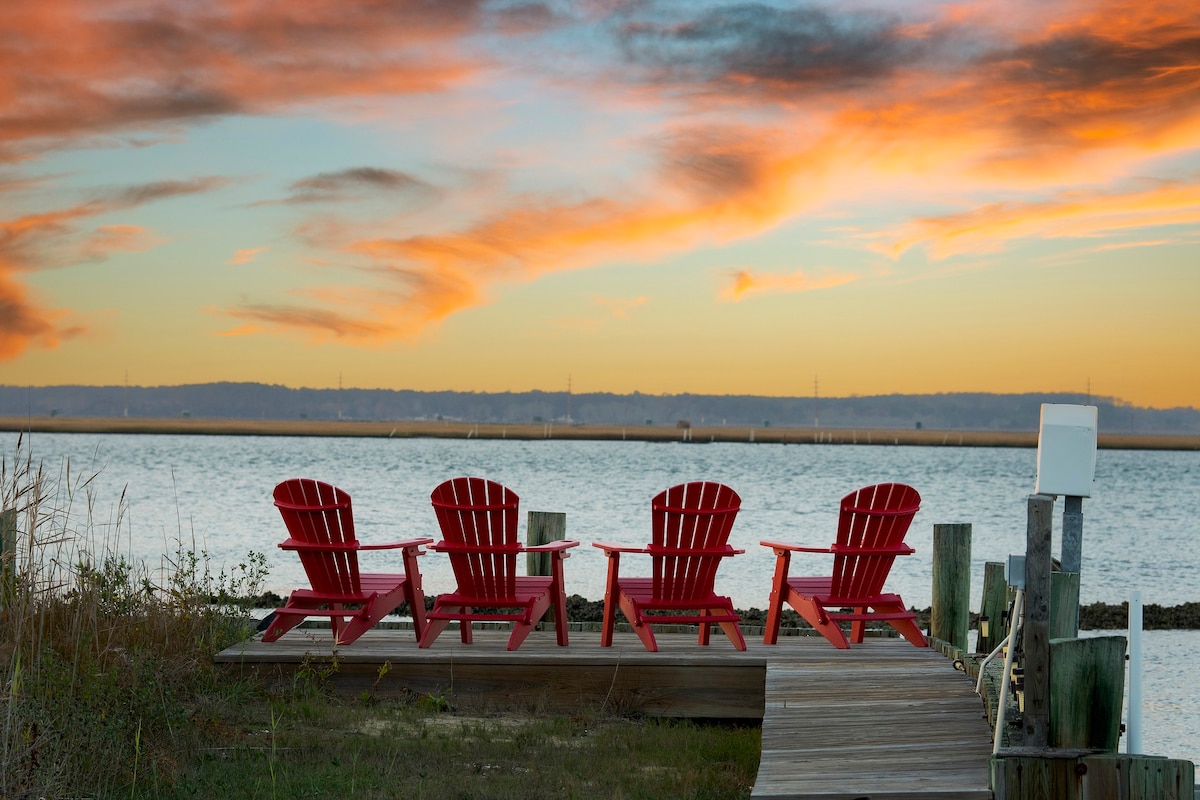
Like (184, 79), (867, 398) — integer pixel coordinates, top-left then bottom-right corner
(528, 511), (566, 624)
(977, 561), (1007, 655)
(0, 507), (16, 607)
(1023, 494), (1054, 749)
(931, 523), (972, 652)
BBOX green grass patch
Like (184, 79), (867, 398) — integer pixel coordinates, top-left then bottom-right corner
(176, 699), (759, 799)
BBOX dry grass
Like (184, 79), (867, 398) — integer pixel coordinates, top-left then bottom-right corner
(3, 416), (1197, 449)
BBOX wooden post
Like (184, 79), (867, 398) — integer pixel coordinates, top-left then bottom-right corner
(978, 561), (1008, 654)
(1050, 572), (1081, 640)
(526, 511), (566, 576)
(991, 753), (1195, 800)
(1050, 635), (1126, 752)
(1023, 494), (1055, 748)
(0, 508), (16, 607)
(931, 523), (971, 651)
(527, 511), (566, 624)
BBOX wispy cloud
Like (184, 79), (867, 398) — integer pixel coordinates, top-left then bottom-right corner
(228, 246), (268, 265)
(877, 180), (1200, 260)
(719, 268), (859, 302)
(594, 294), (647, 318)
(79, 225), (165, 261)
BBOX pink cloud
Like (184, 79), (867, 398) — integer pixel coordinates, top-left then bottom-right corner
(228, 246), (268, 265)
(80, 225), (165, 261)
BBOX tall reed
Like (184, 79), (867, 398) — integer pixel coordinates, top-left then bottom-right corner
(0, 433), (266, 797)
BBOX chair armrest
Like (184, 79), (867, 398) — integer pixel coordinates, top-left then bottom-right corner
(279, 538), (361, 553)
(646, 544), (744, 557)
(358, 537), (435, 551)
(830, 542), (916, 556)
(429, 542), (525, 554)
(592, 541), (649, 554)
(760, 540), (834, 554)
(525, 540), (581, 553)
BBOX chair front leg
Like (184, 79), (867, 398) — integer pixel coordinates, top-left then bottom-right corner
(599, 550), (620, 647)
(763, 548), (791, 645)
(850, 608), (867, 644)
(551, 553), (570, 646)
(402, 546), (429, 641)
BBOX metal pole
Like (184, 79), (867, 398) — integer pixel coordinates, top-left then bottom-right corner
(1062, 495), (1083, 573)
(1061, 495), (1083, 634)
(1128, 590), (1144, 754)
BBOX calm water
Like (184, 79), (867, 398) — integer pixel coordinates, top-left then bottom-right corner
(5, 432), (1198, 765)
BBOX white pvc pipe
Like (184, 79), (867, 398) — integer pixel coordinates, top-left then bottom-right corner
(976, 638), (1006, 697)
(1127, 590), (1143, 754)
(992, 589), (1024, 755)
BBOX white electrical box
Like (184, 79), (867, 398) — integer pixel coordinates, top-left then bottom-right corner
(1034, 403), (1097, 497)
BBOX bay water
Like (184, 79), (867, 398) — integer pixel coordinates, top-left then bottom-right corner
(5, 431), (1197, 765)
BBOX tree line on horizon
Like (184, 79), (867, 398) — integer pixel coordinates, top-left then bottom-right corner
(2, 383), (1196, 435)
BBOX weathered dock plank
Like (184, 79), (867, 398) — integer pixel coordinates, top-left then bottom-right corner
(216, 628), (995, 797)
(219, 626), (769, 718)
(753, 640), (993, 799)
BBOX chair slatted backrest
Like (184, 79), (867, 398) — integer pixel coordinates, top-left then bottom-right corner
(649, 481), (741, 602)
(274, 478), (361, 596)
(829, 482), (921, 602)
(430, 477), (521, 600)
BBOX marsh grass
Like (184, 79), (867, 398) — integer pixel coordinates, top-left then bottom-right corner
(1, 434), (760, 799)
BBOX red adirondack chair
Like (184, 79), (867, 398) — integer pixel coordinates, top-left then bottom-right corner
(262, 478), (432, 646)
(419, 477), (580, 651)
(592, 481), (746, 652)
(761, 482), (927, 649)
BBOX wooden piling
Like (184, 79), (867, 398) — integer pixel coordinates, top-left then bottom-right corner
(0, 508), (15, 606)
(1050, 572), (1081, 640)
(978, 561), (1008, 655)
(932, 523), (972, 651)
(1050, 635), (1126, 751)
(527, 511), (566, 624)
(991, 752), (1194, 800)
(1023, 494), (1055, 748)
(526, 511), (566, 576)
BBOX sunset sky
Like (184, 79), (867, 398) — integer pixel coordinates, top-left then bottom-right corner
(2, 0), (1198, 409)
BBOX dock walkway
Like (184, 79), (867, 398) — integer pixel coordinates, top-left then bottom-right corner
(217, 629), (994, 798)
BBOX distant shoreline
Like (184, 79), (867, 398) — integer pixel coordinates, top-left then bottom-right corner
(2, 416), (1198, 450)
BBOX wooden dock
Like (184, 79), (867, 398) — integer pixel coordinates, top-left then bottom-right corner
(217, 626), (994, 797)
(755, 642), (993, 799)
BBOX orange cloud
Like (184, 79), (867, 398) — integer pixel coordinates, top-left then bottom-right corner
(221, 122), (841, 342)
(0, 276), (68, 358)
(0, 0), (490, 161)
(878, 180), (1200, 260)
(719, 268), (860, 302)
(0, 177), (228, 358)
